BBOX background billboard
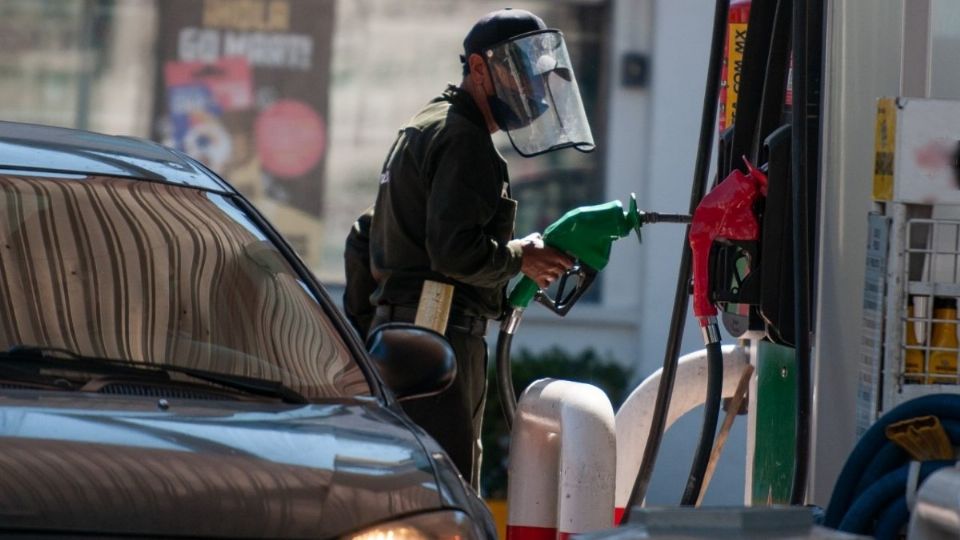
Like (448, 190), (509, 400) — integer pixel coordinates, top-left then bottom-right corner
(154, 0), (335, 268)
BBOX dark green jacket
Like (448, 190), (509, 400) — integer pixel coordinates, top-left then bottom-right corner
(343, 205), (376, 338)
(369, 85), (523, 319)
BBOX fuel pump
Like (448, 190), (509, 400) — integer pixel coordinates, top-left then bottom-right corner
(498, 0), (819, 518)
(675, 158), (769, 504)
(624, 0), (819, 512)
(496, 195), (690, 429)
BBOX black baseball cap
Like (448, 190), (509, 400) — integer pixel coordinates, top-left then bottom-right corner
(460, 8), (547, 71)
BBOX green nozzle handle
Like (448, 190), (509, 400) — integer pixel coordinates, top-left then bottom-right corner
(507, 195), (643, 310)
(508, 276), (540, 309)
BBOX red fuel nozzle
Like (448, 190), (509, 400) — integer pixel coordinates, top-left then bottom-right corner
(689, 158), (768, 321)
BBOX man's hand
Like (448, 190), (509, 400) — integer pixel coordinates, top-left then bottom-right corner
(510, 233), (575, 289)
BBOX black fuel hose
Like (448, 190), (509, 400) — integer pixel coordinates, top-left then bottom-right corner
(622, 0), (729, 519)
(497, 328), (518, 431)
(680, 338), (723, 505)
(789, 0), (819, 506)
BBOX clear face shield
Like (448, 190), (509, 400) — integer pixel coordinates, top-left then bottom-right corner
(484, 30), (595, 157)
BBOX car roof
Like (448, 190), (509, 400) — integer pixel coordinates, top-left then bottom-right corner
(0, 121), (231, 192)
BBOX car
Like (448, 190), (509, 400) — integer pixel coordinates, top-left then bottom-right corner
(0, 121), (496, 539)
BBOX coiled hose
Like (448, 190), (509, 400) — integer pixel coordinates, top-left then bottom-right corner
(837, 460), (953, 536)
(825, 394), (960, 534)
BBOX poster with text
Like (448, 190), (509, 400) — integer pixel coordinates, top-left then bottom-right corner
(154, 0), (334, 266)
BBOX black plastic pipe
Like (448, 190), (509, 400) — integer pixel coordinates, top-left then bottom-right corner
(789, 0), (814, 506)
(622, 0), (730, 519)
(496, 328), (518, 431)
(680, 339), (724, 505)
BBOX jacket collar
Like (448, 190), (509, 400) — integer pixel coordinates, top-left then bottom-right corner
(441, 84), (488, 131)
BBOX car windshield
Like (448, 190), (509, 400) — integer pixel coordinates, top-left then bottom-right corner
(0, 174), (369, 400)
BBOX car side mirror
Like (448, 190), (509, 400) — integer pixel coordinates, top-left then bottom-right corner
(366, 323), (456, 401)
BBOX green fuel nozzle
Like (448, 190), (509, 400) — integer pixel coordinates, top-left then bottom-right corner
(497, 195), (691, 430)
(506, 194), (691, 315)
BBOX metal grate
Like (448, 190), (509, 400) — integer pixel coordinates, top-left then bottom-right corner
(95, 383), (226, 400)
(901, 218), (960, 385)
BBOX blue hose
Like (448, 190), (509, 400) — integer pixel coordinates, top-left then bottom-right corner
(874, 497), (909, 540)
(824, 394), (960, 527)
(852, 442), (905, 498)
(852, 419), (960, 499)
(838, 460), (952, 534)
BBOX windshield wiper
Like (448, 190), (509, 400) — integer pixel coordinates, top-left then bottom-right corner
(157, 365), (310, 405)
(0, 346), (159, 377)
(0, 345), (310, 405)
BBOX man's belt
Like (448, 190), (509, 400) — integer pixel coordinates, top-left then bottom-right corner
(374, 305), (488, 338)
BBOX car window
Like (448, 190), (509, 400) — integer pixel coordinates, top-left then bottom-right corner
(0, 174), (370, 399)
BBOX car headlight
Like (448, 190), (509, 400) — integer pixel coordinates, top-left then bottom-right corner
(345, 510), (486, 540)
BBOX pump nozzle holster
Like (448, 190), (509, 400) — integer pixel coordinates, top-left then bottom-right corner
(689, 160), (768, 320)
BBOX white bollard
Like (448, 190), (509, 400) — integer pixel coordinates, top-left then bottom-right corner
(614, 344), (751, 520)
(507, 378), (616, 539)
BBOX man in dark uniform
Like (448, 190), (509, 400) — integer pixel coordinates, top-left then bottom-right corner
(365, 8), (595, 489)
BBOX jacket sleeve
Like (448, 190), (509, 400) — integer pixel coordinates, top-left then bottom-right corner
(424, 126), (523, 288)
(342, 205), (377, 337)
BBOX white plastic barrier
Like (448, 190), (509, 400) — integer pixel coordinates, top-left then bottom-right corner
(507, 378), (616, 540)
(614, 344), (750, 519)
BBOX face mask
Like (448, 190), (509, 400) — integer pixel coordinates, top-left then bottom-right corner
(487, 92), (549, 131)
(482, 30), (594, 156)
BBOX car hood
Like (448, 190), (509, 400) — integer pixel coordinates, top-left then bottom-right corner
(0, 393), (452, 538)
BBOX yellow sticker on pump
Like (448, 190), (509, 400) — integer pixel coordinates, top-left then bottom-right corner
(873, 97), (896, 201)
(723, 22), (748, 130)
